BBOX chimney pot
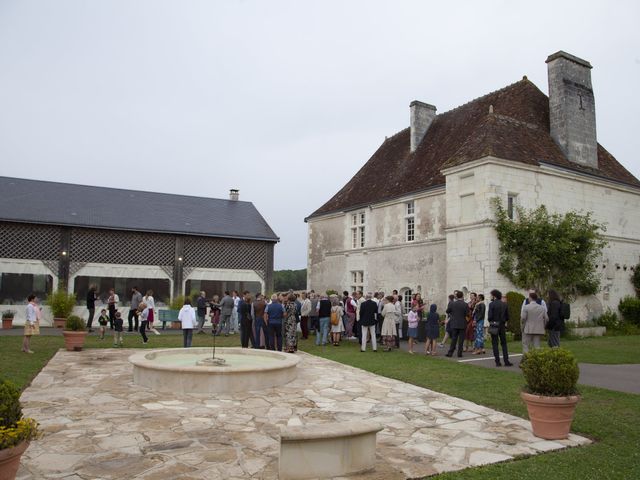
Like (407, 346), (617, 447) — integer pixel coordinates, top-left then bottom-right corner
(410, 101), (437, 153)
(229, 189), (239, 201)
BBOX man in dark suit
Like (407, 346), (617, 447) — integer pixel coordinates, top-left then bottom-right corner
(446, 290), (468, 357)
(488, 289), (513, 367)
(359, 293), (379, 352)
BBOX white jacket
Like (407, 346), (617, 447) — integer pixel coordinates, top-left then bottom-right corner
(178, 305), (196, 329)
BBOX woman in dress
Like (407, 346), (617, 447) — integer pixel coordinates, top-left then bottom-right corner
(464, 292), (478, 352)
(329, 295), (345, 346)
(22, 294), (40, 353)
(472, 294), (486, 354)
(380, 296), (397, 352)
(283, 293), (298, 353)
(412, 293), (426, 342)
(144, 290), (160, 335)
(425, 303), (440, 355)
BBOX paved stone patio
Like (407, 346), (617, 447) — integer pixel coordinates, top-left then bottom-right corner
(18, 349), (590, 479)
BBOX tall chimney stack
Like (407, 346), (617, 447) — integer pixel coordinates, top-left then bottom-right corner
(229, 189), (239, 201)
(546, 51), (598, 169)
(410, 101), (437, 153)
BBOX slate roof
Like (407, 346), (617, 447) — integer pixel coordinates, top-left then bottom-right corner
(308, 78), (640, 219)
(0, 177), (279, 242)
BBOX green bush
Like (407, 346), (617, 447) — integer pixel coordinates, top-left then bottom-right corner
(0, 379), (22, 429)
(595, 309), (622, 330)
(0, 379), (39, 449)
(168, 295), (186, 311)
(1, 310), (16, 319)
(47, 288), (77, 318)
(521, 348), (579, 396)
(506, 291), (525, 341)
(64, 315), (86, 331)
(618, 296), (640, 326)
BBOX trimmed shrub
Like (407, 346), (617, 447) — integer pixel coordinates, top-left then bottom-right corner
(64, 315), (86, 331)
(632, 264), (640, 296)
(521, 348), (579, 396)
(618, 296), (640, 326)
(0, 379), (22, 429)
(506, 291), (525, 341)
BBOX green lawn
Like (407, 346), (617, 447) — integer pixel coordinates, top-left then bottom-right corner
(301, 338), (640, 479)
(1, 333), (639, 479)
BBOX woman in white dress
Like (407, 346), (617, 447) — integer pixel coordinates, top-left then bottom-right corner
(380, 296), (397, 351)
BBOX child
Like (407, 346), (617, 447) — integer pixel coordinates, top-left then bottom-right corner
(407, 305), (419, 354)
(113, 311), (124, 347)
(98, 308), (109, 340)
(425, 304), (440, 355)
(138, 302), (149, 344)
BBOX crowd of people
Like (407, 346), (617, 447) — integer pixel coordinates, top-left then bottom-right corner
(20, 284), (567, 359)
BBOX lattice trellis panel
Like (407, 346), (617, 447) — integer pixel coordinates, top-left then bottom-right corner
(0, 222), (60, 260)
(70, 228), (175, 266)
(183, 237), (267, 271)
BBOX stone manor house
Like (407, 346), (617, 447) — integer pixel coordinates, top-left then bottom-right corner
(305, 51), (640, 321)
(0, 178), (278, 325)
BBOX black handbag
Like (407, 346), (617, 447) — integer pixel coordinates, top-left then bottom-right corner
(488, 321), (500, 336)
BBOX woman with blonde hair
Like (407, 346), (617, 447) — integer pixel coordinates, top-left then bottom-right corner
(329, 295), (344, 346)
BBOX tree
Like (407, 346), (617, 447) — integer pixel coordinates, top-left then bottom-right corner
(273, 269), (307, 291)
(492, 198), (607, 301)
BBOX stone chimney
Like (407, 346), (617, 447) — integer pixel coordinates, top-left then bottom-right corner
(410, 101), (437, 153)
(229, 189), (239, 201)
(546, 51), (598, 169)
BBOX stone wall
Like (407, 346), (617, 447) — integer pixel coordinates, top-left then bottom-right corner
(444, 157), (640, 321)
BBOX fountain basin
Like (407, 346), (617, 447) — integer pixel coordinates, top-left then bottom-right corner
(129, 347), (300, 394)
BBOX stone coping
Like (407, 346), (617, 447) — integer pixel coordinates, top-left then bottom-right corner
(128, 347), (300, 373)
(280, 420), (383, 442)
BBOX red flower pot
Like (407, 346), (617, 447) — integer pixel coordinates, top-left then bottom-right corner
(0, 441), (29, 480)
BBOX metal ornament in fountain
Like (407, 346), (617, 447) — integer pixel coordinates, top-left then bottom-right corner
(129, 347), (300, 394)
(196, 327), (227, 366)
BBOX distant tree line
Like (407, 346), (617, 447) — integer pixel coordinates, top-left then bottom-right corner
(274, 269), (307, 291)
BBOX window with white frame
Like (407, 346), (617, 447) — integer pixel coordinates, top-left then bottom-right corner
(401, 288), (413, 314)
(350, 212), (366, 248)
(405, 201), (415, 242)
(507, 193), (518, 220)
(350, 270), (364, 293)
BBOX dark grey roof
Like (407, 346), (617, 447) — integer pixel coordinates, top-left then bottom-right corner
(0, 177), (279, 242)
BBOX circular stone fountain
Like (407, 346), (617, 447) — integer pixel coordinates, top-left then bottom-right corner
(128, 347), (300, 394)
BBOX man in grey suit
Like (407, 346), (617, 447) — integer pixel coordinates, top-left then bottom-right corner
(218, 291), (234, 336)
(446, 290), (469, 358)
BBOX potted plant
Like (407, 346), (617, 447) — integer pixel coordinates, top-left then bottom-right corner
(520, 347), (580, 440)
(1, 310), (15, 330)
(0, 379), (39, 480)
(47, 288), (77, 328)
(62, 315), (88, 351)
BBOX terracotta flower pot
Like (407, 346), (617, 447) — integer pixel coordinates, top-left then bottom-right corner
(0, 441), (29, 480)
(62, 331), (88, 351)
(2, 318), (13, 330)
(521, 391), (580, 440)
(53, 318), (66, 329)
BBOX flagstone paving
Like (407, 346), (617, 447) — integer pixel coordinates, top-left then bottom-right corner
(18, 349), (590, 479)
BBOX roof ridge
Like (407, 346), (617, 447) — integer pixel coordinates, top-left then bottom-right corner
(439, 77), (532, 117)
(0, 176), (247, 204)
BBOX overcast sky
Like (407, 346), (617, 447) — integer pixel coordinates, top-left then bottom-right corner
(1, 0), (639, 270)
